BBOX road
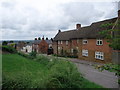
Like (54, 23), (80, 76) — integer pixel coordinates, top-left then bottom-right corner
(70, 59), (119, 88)
(44, 55), (119, 88)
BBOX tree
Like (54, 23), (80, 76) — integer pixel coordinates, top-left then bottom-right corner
(2, 41), (8, 45)
(99, 19), (120, 50)
(9, 41), (14, 43)
(97, 18), (120, 85)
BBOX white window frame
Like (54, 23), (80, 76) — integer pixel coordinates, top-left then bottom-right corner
(76, 47), (79, 52)
(66, 41), (68, 45)
(61, 41), (62, 44)
(71, 49), (73, 53)
(82, 49), (88, 56)
(83, 39), (88, 44)
(58, 41), (60, 44)
(77, 39), (79, 44)
(96, 39), (103, 45)
(95, 51), (104, 60)
(58, 47), (61, 50)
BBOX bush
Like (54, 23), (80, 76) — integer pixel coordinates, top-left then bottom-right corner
(18, 52), (35, 59)
(2, 45), (17, 53)
(46, 60), (84, 88)
(29, 51), (37, 58)
(18, 52), (29, 57)
(35, 55), (50, 65)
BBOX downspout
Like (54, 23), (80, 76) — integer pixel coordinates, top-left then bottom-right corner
(57, 40), (58, 55)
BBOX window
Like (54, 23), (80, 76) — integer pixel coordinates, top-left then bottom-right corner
(76, 47), (79, 52)
(95, 51), (104, 60)
(83, 39), (88, 44)
(77, 39), (79, 44)
(61, 41), (62, 44)
(66, 41), (68, 45)
(96, 39), (103, 45)
(82, 49), (88, 56)
(58, 47), (61, 50)
(58, 41), (60, 44)
(71, 49), (73, 53)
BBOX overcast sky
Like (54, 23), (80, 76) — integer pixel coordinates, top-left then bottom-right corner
(0, 0), (119, 40)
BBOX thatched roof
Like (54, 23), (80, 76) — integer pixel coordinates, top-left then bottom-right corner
(54, 17), (117, 41)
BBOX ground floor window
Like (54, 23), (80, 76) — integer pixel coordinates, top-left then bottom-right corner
(82, 49), (88, 56)
(95, 51), (104, 60)
(71, 49), (73, 53)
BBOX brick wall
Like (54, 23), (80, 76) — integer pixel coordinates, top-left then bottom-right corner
(78, 39), (112, 63)
(53, 39), (112, 63)
(39, 40), (48, 54)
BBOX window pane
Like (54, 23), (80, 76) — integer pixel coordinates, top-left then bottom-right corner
(100, 41), (102, 45)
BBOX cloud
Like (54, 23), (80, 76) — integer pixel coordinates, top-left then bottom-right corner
(0, 0), (118, 40)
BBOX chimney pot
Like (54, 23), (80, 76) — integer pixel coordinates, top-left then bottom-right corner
(42, 35), (44, 40)
(76, 24), (81, 29)
(58, 29), (61, 32)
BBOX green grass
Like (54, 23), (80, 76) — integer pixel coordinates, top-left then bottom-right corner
(2, 54), (104, 88)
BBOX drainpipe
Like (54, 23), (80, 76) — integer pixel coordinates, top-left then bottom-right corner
(57, 41), (58, 55)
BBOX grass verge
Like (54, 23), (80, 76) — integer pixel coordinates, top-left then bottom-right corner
(2, 54), (103, 88)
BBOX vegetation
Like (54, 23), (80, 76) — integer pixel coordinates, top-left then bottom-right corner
(100, 20), (120, 50)
(2, 53), (103, 88)
(2, 45), (17, 53)
(2, 41), (8, 45)
(29, 51), (37, 58)
(58, 49), (78, 58)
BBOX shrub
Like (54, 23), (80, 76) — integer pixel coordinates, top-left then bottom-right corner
(18, 52), (35, 59)
(35, 55), (50, 65)
(18, 52), (29, 58)
(2, 45), (17, 53)
(46, 60), (84, 88)
(29, 51), (37, 58)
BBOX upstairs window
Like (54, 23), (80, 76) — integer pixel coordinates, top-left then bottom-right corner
(61, 41), (63, 44)
(95, 51), (104, 60)
(82, 49), (88, 56)
(83, 39), (88, 44)
(58, 41), (60, 44)
(66, 41), (68, 45)
(96, 39), (103, 45)
(58, 47), (61, 50)
(77, 39), (79, 44)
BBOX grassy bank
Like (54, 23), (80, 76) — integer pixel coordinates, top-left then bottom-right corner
(2, 54), (103, 88)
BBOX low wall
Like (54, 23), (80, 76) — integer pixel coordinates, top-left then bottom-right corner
(112, 50), (120, 64)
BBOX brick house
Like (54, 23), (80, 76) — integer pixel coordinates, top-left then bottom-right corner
(53, 10), (119, 63)
(32, 37), (53, 54)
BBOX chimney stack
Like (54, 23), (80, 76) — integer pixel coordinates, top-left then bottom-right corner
(58, 29), (61, 32)
(42, 35), (44, 40)
(76, 24), (81, 29)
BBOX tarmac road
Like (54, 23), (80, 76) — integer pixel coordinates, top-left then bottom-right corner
(70, 59), (119, 88)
